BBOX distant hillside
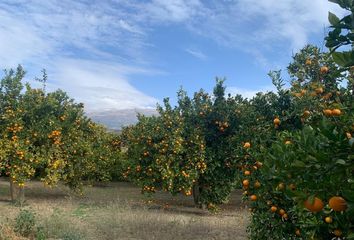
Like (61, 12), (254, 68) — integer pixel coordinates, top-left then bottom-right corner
(87, 108), (157, 130)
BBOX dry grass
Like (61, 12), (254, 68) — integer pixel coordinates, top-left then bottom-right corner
(0, 179), (249, 240)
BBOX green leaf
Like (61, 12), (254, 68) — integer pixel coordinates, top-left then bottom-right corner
(342, 190), (354, 202)
(332, 51), (354, 67)
(328, 12), (340, 25)
(292, 160), (305, 168)
(335, 159), (346, 165)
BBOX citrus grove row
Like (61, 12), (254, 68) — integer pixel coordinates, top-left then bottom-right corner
(0, 0), (353, 239)
(121, 1), (353, 238)
(0, 67), (125, 202)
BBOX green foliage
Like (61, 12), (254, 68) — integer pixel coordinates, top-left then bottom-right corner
(14, 209), (36, 237)
(0, 65), (123, 199)
(326, 0), (354, 68)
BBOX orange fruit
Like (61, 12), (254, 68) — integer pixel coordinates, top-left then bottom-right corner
(282, 213), (288, 219)
(244, 170), (251, 176)
(323, 109), (333, 116)
(329, 196), (347, 212)
(315, 87), (324, 94)
(347, 132), (352, 139)
(255, 161), (263, 168)
(331, 108), (342, 116)
(303, 110), (311, 118)
(250, 195), (257, 201)
(271, 206), (277, 213)
(304, 197), (324, 213)
(320, 66), (329, 74)
(242, 179), (250, 187)
(288, 183), (296, 191)
(243, 142), (251, 149)
(278, 183), (285, 191)
(254, 181), (261, 188)
(305, 59), (312, 65)
(279, 209), (286, 216)
(273, 118), (281, 125)
(333, 229), (342, 237)
(325, 216), (333, 223)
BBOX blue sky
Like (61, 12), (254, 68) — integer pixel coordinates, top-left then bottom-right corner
(0, 0), (345, 112)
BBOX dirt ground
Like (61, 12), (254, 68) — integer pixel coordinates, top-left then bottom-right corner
(0, 179), (249, 240)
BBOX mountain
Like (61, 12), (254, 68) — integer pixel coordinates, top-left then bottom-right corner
(87, 108), (157, 131)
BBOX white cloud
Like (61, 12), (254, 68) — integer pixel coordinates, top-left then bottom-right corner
(185, 48), (207, 60)
(0, 0), (159, 111)
(227, 85), (276, 99)
(45, 59), (159, 112)
(0, 0), (349, 112)
(143, 0), (204, 23)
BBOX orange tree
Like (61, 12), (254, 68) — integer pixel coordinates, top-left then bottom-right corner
(0, 66), (121, 201)
(122, 80), (254, 207)
(243, 42), (354, 239)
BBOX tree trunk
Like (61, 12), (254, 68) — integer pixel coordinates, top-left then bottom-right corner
(18, 185), (25, 207)
(192, 183), (206, 209)
(192, 184), (200, 206)
(9, 178), (15, 202)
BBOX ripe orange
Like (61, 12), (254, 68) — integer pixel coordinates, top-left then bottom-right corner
(323, 109), (333, 116)
(271, 206), (277, 212)
(244, 170), (251, 176)
(288, 183), (296, 191)
(278, 183), (285, 191)
(250, 195), (257, 201)
(333, 229), (342, 237)
(282, 213), (288, 219)
(331, 108), (342, 116)
(305, 59), (312, 65)
(279, 209), (286, 216)
(315, 87), (324, 94)
(325, 216), (333, 223)
(242, 179), (250, 187)
(255, 161), (263, 168)
(303, 110), (311, 118)
(320, 66), (329, 74)
(329, 196), (347, 212)
(243, 142), (251, 149)
(304, 197), (324, 212)
(273, 118), (281, 125)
